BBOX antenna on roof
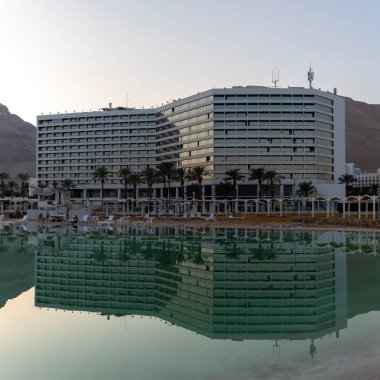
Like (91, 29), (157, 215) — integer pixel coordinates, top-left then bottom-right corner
(307, 63), (314, 89)
(272, 67), (279, 88)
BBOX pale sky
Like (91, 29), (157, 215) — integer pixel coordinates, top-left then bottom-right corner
(0, 0), (379, 125)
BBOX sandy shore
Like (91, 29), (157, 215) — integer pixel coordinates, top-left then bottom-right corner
(5, 214), (380, 233)
(147, 215), (380, 233)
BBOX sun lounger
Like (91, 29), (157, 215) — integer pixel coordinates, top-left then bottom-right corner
(203, 213), (216, 222)
(98, 215), (114, 226)
(16, 215), (28, 224)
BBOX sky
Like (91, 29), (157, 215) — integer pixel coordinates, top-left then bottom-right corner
(0, 0), (379, 125)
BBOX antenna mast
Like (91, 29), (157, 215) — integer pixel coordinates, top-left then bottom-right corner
(272, 67), (279, 88)
(307, 64), (314, 89)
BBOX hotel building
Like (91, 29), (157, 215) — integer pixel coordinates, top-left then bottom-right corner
(37, 86), (345, 198)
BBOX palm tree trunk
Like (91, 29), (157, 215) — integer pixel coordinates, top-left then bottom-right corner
(181, 180), (185, 200)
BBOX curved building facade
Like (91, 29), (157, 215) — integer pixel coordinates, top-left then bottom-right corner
(37, 86), (345, 198)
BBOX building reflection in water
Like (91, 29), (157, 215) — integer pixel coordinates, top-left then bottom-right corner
(35, 227), (348, 356)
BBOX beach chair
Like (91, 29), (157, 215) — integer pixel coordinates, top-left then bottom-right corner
(146, 216), (154, 225)
(203, 213), (216, 222)
(90, 215), (99, 224)
(16, 215), (28, 224)
(117, 215), (130, 225)
(98, 215), (114, 226)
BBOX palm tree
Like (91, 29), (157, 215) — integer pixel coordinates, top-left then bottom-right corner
(224, 168), (245, 199)
(119, 167), (132, 199)
(249, 167), (266, 198)
(189, 166), (209, 199)
(142, 166), (157, 199)
(176, 167), (189, 199)
(265, 170), (280, 198)
(61, 179), (76, 199)
(296, 181), (316, 197)
(338, 174), (357, 195)
(61, 179), (75, 190)
(7, 180), (18, 197)
(215, 181), (234, 199)
(0, 172), (9, 197)
(129, 172), (143, 200)
(93, 166), (109, 199)
(17, 173), (30, 198)
(370, 184), (379, 196)
(157, 162), (177, 198)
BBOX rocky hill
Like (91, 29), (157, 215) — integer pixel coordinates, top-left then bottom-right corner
(0, 96), (378, 177)
(345, 97), (380, 171)
(0, 103), (36, 177)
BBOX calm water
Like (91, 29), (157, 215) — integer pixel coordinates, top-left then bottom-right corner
(1, 224), (380, 380)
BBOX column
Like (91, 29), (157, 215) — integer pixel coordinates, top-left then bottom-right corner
(373, 199), (376, 220)
(211, 185), (216, 200)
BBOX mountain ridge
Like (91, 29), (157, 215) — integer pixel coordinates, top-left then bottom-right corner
(0, 96), (379, 178)
(0, 103), (36, 177)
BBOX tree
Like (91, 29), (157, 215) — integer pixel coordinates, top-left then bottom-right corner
(296, 181), (316, 197)
(187, 183), (201, 199)
(215, 181), (234, 199)
(142, 166), (157, 199)
(0, 172), (9, 197)
(224, 168), (245, 199)
(61, 179), (76, 190)
(119, 167), (132, 199)
(7, 180), (18, 197)
(129, 172), (143, 200)
(338, 174), (357, 196)
(265, 170), (280, 198)
(157, 162), (177, 198)
(176, 167), (189, 199)
(249, 167), (266, 198)
(17, 173), (30, 198)
(189, 166), (209, 199)
(93, 166), (109, 199)
(370, 184), (379, 196)
(61, 179), (76, 199)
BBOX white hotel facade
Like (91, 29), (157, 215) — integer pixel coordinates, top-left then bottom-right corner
(37, 86), (345, 199)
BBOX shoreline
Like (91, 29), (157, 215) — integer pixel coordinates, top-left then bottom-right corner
(4, 214), (380, 234)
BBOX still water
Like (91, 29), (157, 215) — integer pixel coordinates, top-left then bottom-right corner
(1, 224), (380, 380)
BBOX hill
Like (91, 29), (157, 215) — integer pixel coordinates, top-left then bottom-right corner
(0, 96), (379, 177)
(0, 103), (36, 177)
(346, 97), (380, 170)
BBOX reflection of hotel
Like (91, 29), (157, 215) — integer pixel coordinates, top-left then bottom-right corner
(35, 228), (347, 342)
